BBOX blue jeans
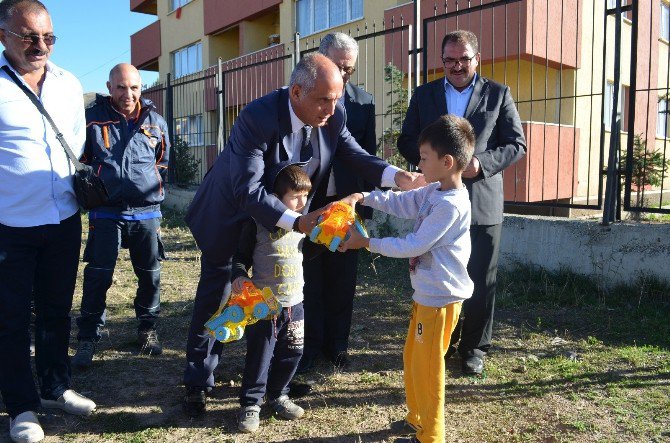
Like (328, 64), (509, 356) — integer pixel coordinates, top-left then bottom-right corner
(77, 217), (164, 341)
(240, 303), (304, 407)
(0, 213), (81, 418)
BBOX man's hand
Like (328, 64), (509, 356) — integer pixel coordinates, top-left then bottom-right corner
(296, 204), (329, 234)
(338, 225), (369, 252)
(232, 277), (251, 294)
(462, 156), (481, 179)
(394, 170), (427, 191)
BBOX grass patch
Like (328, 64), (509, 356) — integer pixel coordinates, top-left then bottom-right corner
(4, 213), (667, 442)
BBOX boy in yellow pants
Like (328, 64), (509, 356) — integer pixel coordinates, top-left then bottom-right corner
(339, 115), (475, 443)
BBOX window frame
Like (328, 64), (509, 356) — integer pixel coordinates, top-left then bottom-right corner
(169, 0), (192, 13)
(174, 114), (204, 147)
(604, 81), (629, 132)
(657, 97), (669, 138)
(297, 0), (364, 37)
(171, 41), (202, 79)
(661, 1), (670, 41)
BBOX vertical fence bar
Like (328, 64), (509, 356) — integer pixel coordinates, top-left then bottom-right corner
(413, 0), (420, 89)
(166, 73), (175, 183)
(603, 0), (623, 225)
(218, 57), (225, 150)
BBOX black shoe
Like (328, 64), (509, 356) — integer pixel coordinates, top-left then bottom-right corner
(390, 419), (417, 435)
(183, 387), (206, 417)
(288, 381), (313, 397)
(332, 352), (350, 370)
(393, 437), (419, 443)
(462, 355), (484, 375)
(296, 355), (315, 374)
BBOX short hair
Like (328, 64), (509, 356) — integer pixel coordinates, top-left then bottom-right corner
(0, 0), (48, 27)
(318, 32), (358, 58)
(441, 30), (479, 55)
(289, 53), (324, 94)
(274, 165), (312, 198)
(417, 115), (475, 171)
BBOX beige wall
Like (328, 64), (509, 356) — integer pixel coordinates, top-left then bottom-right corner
(157, 0), (204, 82)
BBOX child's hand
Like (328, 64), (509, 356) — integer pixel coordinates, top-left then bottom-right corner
(338, 193), (364, 213)
(338, 225), (369, 252)
(232, 277), (252, 293)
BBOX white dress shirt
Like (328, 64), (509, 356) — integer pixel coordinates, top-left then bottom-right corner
(444, 73), (477, 118)
(0, 53), (85, 227)
(276, 100), (400, 231)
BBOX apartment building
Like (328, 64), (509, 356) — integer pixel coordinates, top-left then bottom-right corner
(130, 0), (670, 211)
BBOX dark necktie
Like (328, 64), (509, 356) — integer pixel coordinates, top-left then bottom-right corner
(301, 126), (313, 162)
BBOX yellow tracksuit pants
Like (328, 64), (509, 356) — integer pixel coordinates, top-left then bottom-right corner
(403, 301), (462, 443)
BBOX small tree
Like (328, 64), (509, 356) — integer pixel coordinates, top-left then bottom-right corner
(172, 136), (200, 188)
(629, 134), (670, 208)
(378, 63), (409, 170)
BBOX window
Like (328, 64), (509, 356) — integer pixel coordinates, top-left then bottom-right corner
(607, 0), (632, 21)
(604, 82), (629, 131)
(170, 0), (192, 12)
(172, 42), (202, 78)
(297, 0), (364, 36)
(662, 2), (670, 41)
(657, 98), (669, 138)
(174, 115), (203, 146)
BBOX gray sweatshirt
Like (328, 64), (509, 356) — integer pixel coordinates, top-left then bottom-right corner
(362, 183), (473, 307)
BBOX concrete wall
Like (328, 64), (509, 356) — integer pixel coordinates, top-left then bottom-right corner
(164, 186), (670, 287)
(367, 211), (670, 288)
(499, 214), (670, 287)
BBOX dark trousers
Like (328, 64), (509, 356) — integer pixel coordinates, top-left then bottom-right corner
(451, 224), (502, 358)
(183, 256), (232, 389)
(0, 213), (81, 418)
(77, 217), (164, 341)
(240, 303), (304, 406)
(303, 248), (359, 361)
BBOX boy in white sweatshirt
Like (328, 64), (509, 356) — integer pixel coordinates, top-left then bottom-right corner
(339, 114), (476, 443)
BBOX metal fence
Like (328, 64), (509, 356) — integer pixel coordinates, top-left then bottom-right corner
(143, 0), (670, 218)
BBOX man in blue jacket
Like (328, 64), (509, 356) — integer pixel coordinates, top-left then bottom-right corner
(71, 63), (170, 369)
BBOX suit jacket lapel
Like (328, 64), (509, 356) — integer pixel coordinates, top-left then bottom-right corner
(464, 76), (486, 119)
(431, 79), (448, 115)
(279, 89), (294, 160)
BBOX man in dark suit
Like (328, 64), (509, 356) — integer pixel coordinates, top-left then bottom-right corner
(182, 53), (424, 416)
(398, 30), (526, 376)
(297, 32), (377, 373)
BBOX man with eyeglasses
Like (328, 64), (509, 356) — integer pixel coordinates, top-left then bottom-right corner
(398, 30), (526, 379)
(0, 1), (96, 442)
(294, 32), (378, 376)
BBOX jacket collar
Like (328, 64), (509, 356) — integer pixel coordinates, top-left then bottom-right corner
(431, 75), (488, 119)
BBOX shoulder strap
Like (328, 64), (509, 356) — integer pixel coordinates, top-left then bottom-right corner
(1, 65), (85, 172)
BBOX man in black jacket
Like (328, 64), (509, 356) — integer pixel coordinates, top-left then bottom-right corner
(298, 32), (377, 373)
(398, 30), (526, 376)
(72, 63), (170, 369)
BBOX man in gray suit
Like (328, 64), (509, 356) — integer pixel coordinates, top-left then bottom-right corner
(398, 30), (526, 376)
(298, 32), (377, 374)
(182, 53), (424, 416)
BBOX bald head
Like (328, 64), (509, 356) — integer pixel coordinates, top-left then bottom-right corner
(289, 53), (343, 127)
(289, 53), (342, 94)
(107, 63), (142, 119)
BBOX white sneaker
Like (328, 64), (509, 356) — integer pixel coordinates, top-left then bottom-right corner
(41, 389), (96, 416)
(9, 411), (44, 443)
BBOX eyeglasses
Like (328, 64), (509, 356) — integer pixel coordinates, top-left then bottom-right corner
(1, 28), (57, 45)
(337, 65), (356, 76)
(441, 54), (476, 67)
